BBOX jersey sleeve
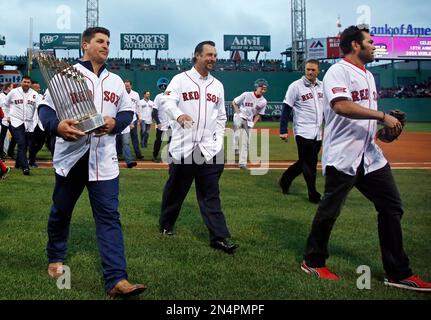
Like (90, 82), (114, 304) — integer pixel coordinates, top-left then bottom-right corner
(323, 65), (352, 105)
(233, 92), (246, 106)
(162, 75), (184, 121)
(283, 83), (297, 107)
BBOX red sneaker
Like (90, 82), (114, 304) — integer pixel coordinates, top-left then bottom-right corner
(384, 275), (431, 292)
(301, 262), (339, 281)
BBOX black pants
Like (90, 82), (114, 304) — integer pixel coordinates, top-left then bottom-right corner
(7, 128), (16, 157)
(29, 126), (46, 165)
(280, 135), (321, 196)
(10, 125), (33, 170)
(152, 128), (163, 159)
(159, 150), (231, 242)
(153, 128), (172, 159)
(130, 120), (142, 158)
(304, 163), (412, 281)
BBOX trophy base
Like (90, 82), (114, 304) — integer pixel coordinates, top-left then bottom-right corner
(75, 114), (105, 133)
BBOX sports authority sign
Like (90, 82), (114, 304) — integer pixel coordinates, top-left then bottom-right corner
(39, 33), (81, 50)
(224, 35), (271, 52)
(120, 34), (169, 50)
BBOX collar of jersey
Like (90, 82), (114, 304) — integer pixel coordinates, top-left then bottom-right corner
(342, 58), (367, 73)
(78, 60), (107, 77)
(301, 76), (322, 88)
(190, 67), (210, 81)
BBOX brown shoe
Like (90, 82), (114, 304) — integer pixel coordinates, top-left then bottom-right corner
(48, 262), (64, 279)
(108, 279), (146, 298)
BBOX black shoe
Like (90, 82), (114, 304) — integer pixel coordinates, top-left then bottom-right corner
(136, 155), (144, 160)
(210, 239), (238, 254)
(22, 168), (30, 176)
(152, 157), (161, 163)
(278, 177), (291, 195)
(308, 192), (321, 204)
(127, 161), (137, 168)
(160, 227), (174, 236)
(29, 163), (39, 168)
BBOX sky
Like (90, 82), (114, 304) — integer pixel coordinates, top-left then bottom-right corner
(0, 0), (430, 60)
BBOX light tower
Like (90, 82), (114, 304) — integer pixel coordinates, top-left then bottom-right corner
(86, 0), (99, 28)
(291, 0), (306, 71)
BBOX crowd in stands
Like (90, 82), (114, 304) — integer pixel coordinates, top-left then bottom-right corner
(2, 55), (288, 72)
(379, 81), (431, 98)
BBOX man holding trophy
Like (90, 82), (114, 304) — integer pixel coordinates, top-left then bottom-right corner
(38, 27), (146, 298)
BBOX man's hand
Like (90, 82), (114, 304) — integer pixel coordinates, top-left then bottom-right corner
(57, 119), (86, 141)
(382, 114), (402, 137)
(280, 133), (289, 142)
(94, 116), (116, 137)
(177, 114), (194, 129)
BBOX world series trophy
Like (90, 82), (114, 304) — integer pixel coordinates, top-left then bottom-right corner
(36, 52), (105, 133)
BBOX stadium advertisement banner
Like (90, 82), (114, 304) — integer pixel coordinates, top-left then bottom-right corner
(224, 35), (271, 52)
(307, 38), (327, 60)
(0, 70), (22, 85)
(306, 37), (342, 60)
(39, 33), (81, 50)
(120, 34), (169, 50)
(373, 36), (431, 60)
(327, 37), (342, 58)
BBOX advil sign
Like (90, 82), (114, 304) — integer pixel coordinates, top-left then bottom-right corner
(224, 35), (271, 52)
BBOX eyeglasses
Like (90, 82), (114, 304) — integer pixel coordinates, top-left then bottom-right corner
(356, 23), (370, 31)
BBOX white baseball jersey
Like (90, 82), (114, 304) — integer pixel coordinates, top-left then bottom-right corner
(139, 98), (154, 124)
(161, 67), (227, 161)
(0, 91), (9, 126)
(322, 59), (387, 176)
(153, 93), (170, 132)
(43, 62), (134, 180)
(121, 89), (140, 134)
(234, 91), (267, 128)
(4, 87), (38, 132)
(283, 77), (324, 140)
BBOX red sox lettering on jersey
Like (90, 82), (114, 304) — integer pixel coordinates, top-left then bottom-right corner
(161, 67), (226, 161)
(4, 87), (38, 132)
(43, 62), (134, 181)
(284, 77), (324, 140)
(322, 59), (387, 176)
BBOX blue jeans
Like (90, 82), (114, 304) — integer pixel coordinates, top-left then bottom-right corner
(116, 133), (134, 164)
(140, 123), (151, 148)
(47, 152), (128, 292)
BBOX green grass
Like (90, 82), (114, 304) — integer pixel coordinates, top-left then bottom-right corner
(0, 168), (430, 300)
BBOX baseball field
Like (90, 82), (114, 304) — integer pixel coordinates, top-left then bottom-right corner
(0, 122), (430, 300)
